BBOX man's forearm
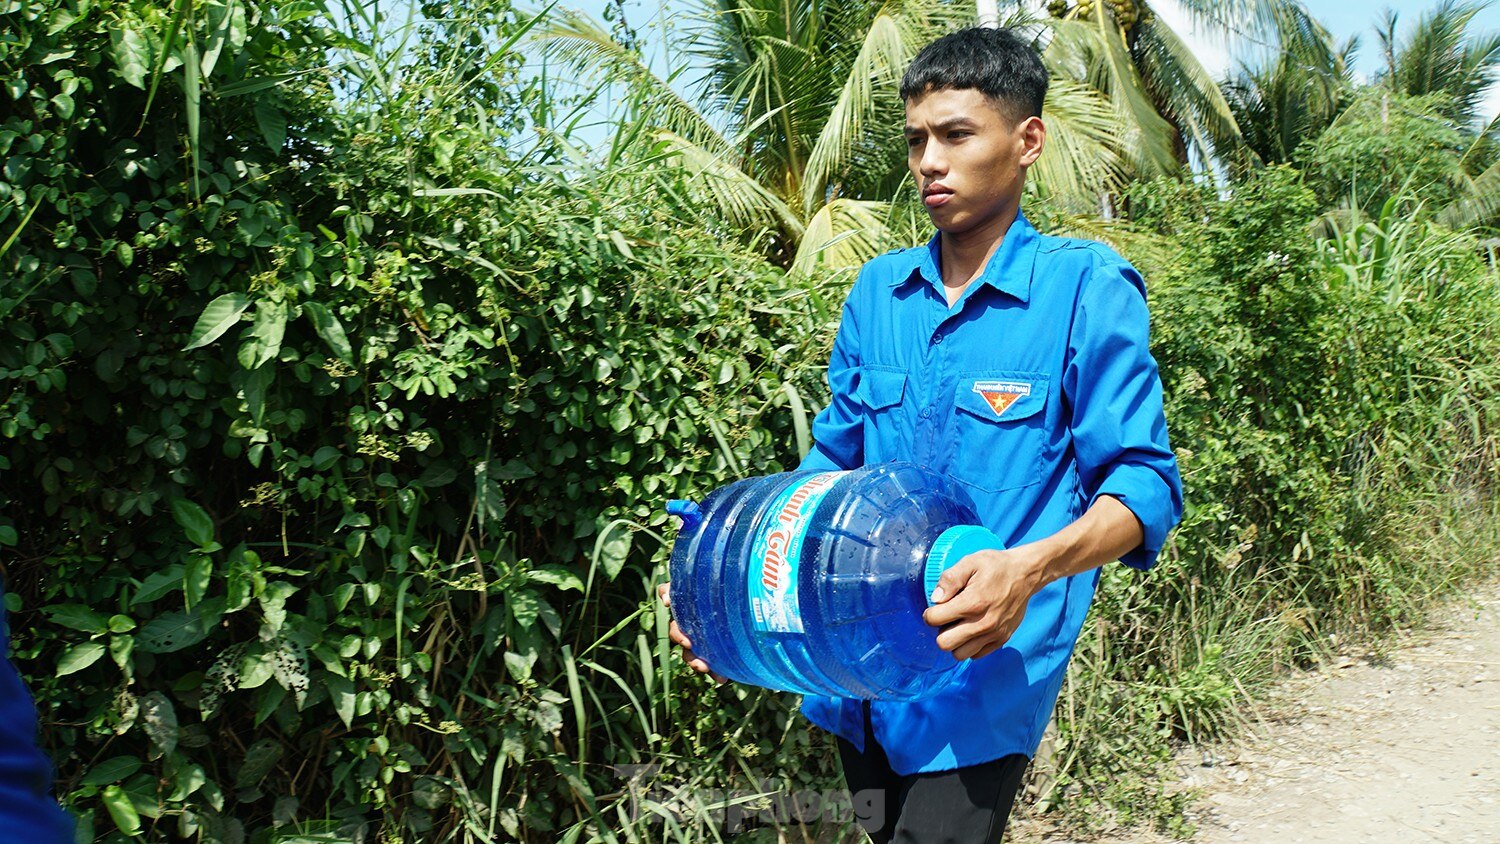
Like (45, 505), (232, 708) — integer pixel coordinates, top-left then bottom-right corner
(1021, 495), (1145, 590)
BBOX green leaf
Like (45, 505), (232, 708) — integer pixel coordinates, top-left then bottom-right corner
(302, 302), (352, 363)
(508, 589), (539, 629)
(184, 555), (212, 610)
(167, 760), (207, 802)
(592, 521), (634, 580)
(255, 100), (287, 151)
(332, 583), (356, 613)
(526, 565), (584, 592)
(110, 634), (134, 671)
(248, 299), (287, 368)
(312, 446), (341, 471)
(44, 604), (110, 634)
(108, 615), (137, 634)
(271, 637), (309, 708)
(183, 293), (250, 350)
(608, 230), (635, 260)
(101, 785), (141, 837)
(139, 691), (178, 758)
(608, 403), (632, 433)
(132, 565), (186, 605)
(82, 757), (144, 787)
(199, 0), (236, 79)
(57, 641), (107, 676)
(242, 362), (273, 425)
(215, 71), (304, 98)
(414, 463), (457, 488)
(182, 35), (201, 199)
(238, 650), (275, 689)
(170, 499), (215, 547)
(412, 187), (500, 197)
(490, 459), (537, 480)
(0, 525), (15, 545)
(326, 673), (355, 728)
(109, 26), (151, 89)
(137, 606), (219, 654)
(235, 739), (283, 790)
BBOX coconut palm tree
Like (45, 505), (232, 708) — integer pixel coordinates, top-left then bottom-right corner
(1041, 0), (1338, 175)
(538, 0), (1143, 273)
(1373, 1), (1500, 227)
(1221, 18), (1356, 167)
(1378, 0), (1500, 126)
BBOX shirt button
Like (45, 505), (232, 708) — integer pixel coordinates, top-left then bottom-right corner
(933, 333), (944, 344)
(920, 408), (933, 419)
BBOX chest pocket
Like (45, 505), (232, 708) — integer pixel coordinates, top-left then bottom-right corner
(949, 372), (1049, 493)
(855, 367), (907, 410)
(855, 367), (907, 461)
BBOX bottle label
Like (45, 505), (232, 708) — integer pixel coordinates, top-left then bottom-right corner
(748, 471), (844, 634)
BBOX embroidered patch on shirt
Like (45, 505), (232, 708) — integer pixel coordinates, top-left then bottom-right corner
(972, 380), (1032, 418)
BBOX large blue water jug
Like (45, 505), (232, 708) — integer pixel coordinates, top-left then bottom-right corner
(665, 462), (1005, 701)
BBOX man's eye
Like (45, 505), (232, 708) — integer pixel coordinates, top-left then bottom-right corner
(948, 131), (970, 140)
(906, 136), (923, 147)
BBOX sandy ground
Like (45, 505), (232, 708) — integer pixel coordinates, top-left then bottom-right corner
(1019, 577), (1500, 844)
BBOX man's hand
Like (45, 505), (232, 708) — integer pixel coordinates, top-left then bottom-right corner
(657, 583), (729, 685)
(921, 546), (1047, 661)
(921, 496), (1148, 661)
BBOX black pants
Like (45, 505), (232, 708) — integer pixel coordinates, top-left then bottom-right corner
(836, 701), (1029, 844)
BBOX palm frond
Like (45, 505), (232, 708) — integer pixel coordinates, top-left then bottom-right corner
(1165, 0), (1284, 39)
(1223, 4), (1354, 167)
(1047, 17), (1178, 176)
(533, 11), (731, 156)
(1439, 154), (1500, 229)
(1132, 13), (1244, 163)
(790, 197), (893, 277)
(653, 130), (805, 235)
(1381, 0), (1500, 124)
(801, 3), (917, 216)
(1030, 78), (1131, 212)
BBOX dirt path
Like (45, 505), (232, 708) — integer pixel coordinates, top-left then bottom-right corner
(1023, 578), (1500, 844)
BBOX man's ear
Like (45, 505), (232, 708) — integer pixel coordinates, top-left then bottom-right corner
(1018, 115), (1045, 167)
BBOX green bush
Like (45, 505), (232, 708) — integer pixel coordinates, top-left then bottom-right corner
(2, 1), (842, 840)
(1300, 89), (1472, 215)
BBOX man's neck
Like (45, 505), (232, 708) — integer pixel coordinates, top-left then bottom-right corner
(938, 204), (1020, 307)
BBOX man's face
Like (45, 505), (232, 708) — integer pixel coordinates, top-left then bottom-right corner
(903, 87), (1044, 236)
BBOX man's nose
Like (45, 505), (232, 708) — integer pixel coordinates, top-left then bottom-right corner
(919, 144), (947, 179)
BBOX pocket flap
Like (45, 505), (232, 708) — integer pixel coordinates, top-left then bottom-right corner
(955, 377), (1046, 423)
(856, 368), (907, 410)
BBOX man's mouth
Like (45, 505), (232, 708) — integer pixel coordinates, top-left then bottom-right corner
(923, 184), (954, 208)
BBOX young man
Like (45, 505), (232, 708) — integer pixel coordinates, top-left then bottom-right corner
(663, 26), (1182, 843)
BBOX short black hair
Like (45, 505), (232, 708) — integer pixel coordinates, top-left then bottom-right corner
(899, 27), (1048, 121)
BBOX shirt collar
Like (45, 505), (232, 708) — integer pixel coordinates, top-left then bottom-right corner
(891, 209), (1040, 304)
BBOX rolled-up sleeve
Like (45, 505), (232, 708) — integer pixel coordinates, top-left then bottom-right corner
(1064, 258), (1183, 570)
(797, 275), (866, 473)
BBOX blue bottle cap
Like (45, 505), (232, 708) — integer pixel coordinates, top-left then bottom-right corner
(924, 525), (1005, 606)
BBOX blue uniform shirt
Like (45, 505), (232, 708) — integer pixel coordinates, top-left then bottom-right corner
(796, 210), (1183, 775)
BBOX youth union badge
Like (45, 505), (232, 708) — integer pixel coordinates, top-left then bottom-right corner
(972, 380), (1031, 418)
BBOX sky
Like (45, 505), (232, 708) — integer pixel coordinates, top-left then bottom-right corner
(552, 0), (1500, 128)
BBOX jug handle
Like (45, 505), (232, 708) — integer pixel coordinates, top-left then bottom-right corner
(666, 499), (703, 532)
